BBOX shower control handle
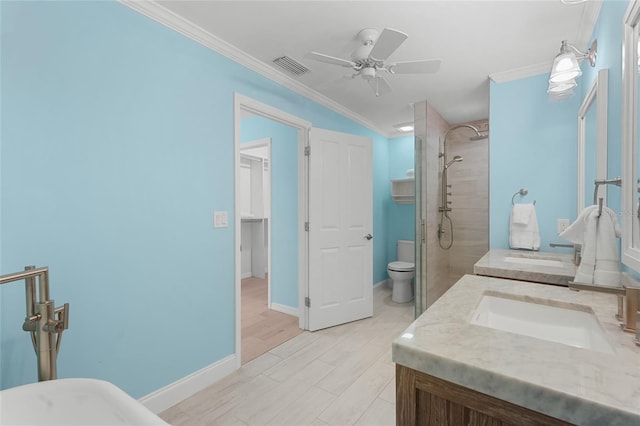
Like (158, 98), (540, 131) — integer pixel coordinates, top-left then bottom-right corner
(364, 233), (373, 240)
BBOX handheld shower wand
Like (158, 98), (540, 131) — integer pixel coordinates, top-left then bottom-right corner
(444, 155), (464, 169)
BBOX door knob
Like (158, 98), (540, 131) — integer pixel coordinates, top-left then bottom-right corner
(364, 234), (373, 240)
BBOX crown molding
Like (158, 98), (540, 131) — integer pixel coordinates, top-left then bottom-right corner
(575, 0), (603, 50)
(118, 0), (389, 137)
(489, 62), (550, 84)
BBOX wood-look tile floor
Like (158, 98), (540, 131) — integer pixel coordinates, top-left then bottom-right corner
(160, 285), (414, 426)
(241, 276), (303, 365)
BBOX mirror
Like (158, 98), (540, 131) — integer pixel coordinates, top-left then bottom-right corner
(577, 68), (608, 211)
(622, 0), (640, 271)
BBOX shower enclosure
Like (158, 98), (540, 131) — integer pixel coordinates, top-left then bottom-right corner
(414, 101), (490, 315)
(438, 124), (488, 250)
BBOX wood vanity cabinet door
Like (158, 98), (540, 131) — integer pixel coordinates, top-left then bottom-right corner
(396, 364), (574, 426)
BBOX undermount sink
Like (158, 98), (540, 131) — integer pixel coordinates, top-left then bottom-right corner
(471, 293), (614, 355)
(503, 254), (564, 268)
(0, 378), (168, 425)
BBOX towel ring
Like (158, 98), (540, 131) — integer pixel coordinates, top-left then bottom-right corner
(511, 188), (536, 206)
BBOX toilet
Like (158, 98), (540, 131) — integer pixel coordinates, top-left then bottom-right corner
(387, 240), (415, 303)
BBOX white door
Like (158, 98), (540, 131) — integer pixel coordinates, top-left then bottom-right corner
(308, 128), (373, 331)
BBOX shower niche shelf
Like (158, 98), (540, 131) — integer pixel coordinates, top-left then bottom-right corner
(391, 178), (415, 204)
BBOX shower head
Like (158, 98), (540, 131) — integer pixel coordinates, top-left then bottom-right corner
(470, 133), (488, 141)
(444, 155), (464, 169)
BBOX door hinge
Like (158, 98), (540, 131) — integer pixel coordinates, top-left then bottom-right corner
(304, 146), (311, 156)
(305, 297), (311, 307)
(305, 222), (310, 232)
(421, 219), (426, 243)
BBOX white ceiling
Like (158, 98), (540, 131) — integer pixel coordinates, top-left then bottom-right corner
(145, 0), (601, 136)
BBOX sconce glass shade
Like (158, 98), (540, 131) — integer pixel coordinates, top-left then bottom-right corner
(547, 79), (577, 94)
(549, 52), (582, 83)
(548, 90), (575, 101)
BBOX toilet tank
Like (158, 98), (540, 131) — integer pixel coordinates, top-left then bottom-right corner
(397, 240), (415, 263)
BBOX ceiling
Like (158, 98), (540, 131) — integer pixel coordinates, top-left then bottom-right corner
(145, 0), (601, 136)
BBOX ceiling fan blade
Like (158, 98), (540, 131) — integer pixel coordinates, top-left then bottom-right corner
(368, 75), (392, 97)
(369, 28), (408, 61)
(306, 51), (355, 68)
(390, 59), (442, 74)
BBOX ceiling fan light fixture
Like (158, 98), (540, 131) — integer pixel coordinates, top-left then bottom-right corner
(361, 67), (376, 80)
(307, 27), (440, 98)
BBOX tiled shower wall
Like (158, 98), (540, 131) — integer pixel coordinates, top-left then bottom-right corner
(447, 119), (490, 284)
(415, 101), (489, 312)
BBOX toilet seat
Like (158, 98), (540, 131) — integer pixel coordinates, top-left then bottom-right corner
(387, 261), (415, 272)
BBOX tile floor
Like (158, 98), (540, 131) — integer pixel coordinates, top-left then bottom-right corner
(159, 284), (414, 426)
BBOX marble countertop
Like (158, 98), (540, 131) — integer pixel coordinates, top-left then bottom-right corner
(474, 249), (577, 285)
(392, 274), (640, 426)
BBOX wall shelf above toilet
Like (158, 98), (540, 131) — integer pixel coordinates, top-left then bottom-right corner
(391, 178), (415, 204)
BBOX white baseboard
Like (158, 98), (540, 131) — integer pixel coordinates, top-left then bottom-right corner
(139, 354), (236, 413)
(270, 302), (299, 317)
(241, 272), (252, 279)
(374, 279), (390, 288)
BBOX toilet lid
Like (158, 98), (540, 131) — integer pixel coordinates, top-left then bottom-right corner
(388, 261), (415, 272)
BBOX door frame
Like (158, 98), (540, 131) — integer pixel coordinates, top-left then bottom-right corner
(234, 93), (311, 368)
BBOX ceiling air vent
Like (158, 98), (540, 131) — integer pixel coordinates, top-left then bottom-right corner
(272, 56), (310, 76)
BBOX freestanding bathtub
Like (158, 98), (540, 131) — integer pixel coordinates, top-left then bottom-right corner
(0, 378), (169, 425)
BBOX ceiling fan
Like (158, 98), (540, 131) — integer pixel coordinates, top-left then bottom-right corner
(307, 28), (441, 97)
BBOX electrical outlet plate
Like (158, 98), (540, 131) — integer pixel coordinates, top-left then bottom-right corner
(557, 218), (570, 234)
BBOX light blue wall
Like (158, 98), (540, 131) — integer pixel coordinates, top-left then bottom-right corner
(489, 73), (580, 250)
(387, 135), (415, 264)
(489, 0), (629, 253)
(0, 1), (390, 396)
(241, 115), (299, 308)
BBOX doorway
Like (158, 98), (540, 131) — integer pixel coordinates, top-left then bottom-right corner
(234, 94), (311, 368)
(239, 137), (303, 364)
(234, 94), (375, 366)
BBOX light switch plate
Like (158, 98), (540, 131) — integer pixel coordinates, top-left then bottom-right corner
(214, 211), (228, 228)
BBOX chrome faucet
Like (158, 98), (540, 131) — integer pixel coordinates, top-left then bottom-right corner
(0, 266), (69, 380)
(569, 281), (640, 346)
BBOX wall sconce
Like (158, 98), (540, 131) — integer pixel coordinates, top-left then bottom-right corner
(547, 39), (597, 98)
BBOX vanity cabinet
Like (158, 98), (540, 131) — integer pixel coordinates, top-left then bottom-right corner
(393, 275), (640, 425)
(396, 365), (571, 426)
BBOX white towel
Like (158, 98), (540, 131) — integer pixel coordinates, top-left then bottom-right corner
(594, 207), (621, 286)
(511, 203), (532, 225)
(509, 203), (540, 250)
(559, 205), (621, 286)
